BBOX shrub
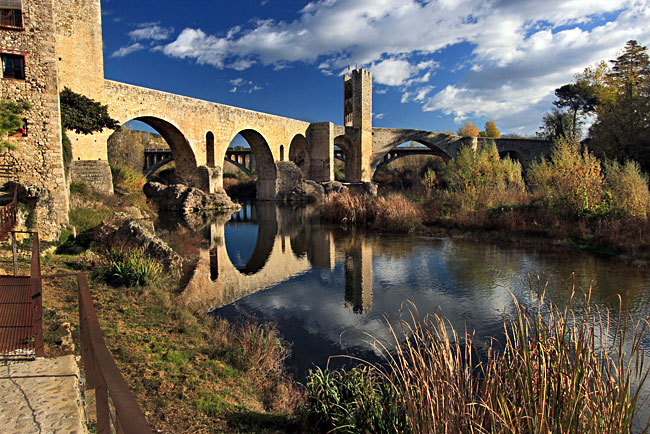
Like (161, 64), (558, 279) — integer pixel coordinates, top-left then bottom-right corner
(303, 366), (411, 433)
(528, 138), (604, 216)
(69, 181), (89, 195)
(602, 159), (650, 218)
(441, 142), (524, 210)
(105, 246), (162, 286)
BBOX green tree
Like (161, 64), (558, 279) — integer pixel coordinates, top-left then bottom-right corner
(0, 101), (30, 152)
(481, 120), (500, 138)
(60, 87), (119, 134)
(588, 40), (650, 171)
(457, 120), (480, 137)
(537, 108), (579, 141)
(553, 80), (598, 136)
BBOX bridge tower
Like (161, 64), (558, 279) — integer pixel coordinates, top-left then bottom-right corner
(343, 68), (373, 182)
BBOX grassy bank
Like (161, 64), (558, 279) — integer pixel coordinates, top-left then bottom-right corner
(2, 172), (303, 433)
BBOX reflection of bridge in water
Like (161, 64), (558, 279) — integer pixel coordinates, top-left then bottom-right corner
(181, 203), (373, 314)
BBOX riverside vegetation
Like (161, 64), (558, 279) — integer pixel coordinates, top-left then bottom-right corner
(324, 138), (650, 260)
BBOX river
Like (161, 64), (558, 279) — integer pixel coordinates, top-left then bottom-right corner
(157, 202), (650, 391)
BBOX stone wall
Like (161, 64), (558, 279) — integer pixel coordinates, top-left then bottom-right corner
(0, 0), (69, 238)
(69, 160), (113, 194)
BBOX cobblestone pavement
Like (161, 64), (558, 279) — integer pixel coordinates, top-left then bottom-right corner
(0, 355), (86, 433)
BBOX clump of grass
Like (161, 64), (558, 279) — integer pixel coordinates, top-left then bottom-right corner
(303, 365), (411, 433)
(308, 288), (650, 433)
(104, 245), (162, 286)
(111, 164), (145, 193)
(69, 206), (112, 233)
(322, 192), (422, 233)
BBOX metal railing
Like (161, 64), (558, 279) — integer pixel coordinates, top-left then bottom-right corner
(40, 271), (154, 432)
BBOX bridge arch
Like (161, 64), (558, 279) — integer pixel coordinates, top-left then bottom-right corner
(114, 116), (198, 184)
(498, 149), (524, 167)
(372, 139), (452, 180)
(222, 129), (277, 200)
(288, 134), (310, 176)
(334, 135), (353, 180)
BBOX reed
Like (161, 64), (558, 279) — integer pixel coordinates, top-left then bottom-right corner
(306, 287), (650, 433)
(322, 191), (422, 233)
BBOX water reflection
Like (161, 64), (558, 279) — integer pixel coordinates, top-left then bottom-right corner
(174, 203), (650, 381)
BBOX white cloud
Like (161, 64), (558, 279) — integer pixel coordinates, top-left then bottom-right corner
(374, 113), (385, 120)
(111, 42), (144, 58)
(128, 23), (173, 41)
(153, 0), (650, 132)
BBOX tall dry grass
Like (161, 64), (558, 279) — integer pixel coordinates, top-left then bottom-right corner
(322, 192), (422, 233)
(308, 287), (650, 433)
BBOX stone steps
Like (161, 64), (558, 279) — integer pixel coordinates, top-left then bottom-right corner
(0, 355), (87, 433)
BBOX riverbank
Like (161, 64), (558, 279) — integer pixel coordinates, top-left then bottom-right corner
(322, 190), (650, 266)
(2, 182), (304, 433)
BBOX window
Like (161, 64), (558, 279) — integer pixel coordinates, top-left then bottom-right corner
(0, 0), (22, 28)
(1, 54), (25, 79)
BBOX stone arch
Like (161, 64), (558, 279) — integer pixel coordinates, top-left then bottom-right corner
(206, 131), (215, 168)
(288, 134), (310, 176)
(498, 150), (524, 166)
(334, 134), (353, 180)
(127, 116), (198, 184)
(371, 138), (452, 180)
(223, 129), (277, 200)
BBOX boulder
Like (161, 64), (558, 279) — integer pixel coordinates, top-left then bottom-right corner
(143, 182), (240, 217)
(322, 181), (348, 195)
(113, 220), (182, 271)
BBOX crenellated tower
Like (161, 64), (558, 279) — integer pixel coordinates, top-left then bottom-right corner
(343, 68), (373, 182)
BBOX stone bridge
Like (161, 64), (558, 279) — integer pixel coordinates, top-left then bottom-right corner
(1, 0), (554, 239)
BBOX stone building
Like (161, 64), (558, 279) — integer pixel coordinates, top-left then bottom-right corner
(0, 0), (69, 239)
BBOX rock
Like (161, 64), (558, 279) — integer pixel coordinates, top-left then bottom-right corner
(322, 181), (348, 195)
(302, 180), (325, 202)
(77, 222), (118, 246)
(276, 161), (303, 195)
(114, 220), (182, 271)
(143, 182), (239, 216)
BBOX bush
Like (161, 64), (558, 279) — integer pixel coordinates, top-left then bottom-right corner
(105, 246), (162, 286)
(303, 366), (411, 433)
(441, 142), (524, 210)
(602, 159), (650, 218)
(528, 138), (604, 216)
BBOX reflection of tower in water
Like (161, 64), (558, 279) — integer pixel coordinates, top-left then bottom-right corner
(344, 239), (373, 314)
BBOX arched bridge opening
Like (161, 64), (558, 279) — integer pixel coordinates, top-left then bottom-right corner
(372, 140), (451, 182)
(220, 130), (277, 200)
(110, 117), (198, 185)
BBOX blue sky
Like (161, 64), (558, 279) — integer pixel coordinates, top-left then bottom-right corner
(101, 0), (650, 136)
